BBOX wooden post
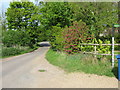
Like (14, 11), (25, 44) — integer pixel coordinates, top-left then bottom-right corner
(112, 25), (115, 68)
(112, 37), (114, 68)
(94, 45), (97, 58)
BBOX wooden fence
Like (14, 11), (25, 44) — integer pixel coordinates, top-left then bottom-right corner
(79, 43), (120, 56)
(79, 43), (120, 68)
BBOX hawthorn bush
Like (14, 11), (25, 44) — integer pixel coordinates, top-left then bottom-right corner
(63, 21), (94, 54)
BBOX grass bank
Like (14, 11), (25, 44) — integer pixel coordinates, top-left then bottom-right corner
(46, 49), (118, 77)
(1, 45), (39, 59)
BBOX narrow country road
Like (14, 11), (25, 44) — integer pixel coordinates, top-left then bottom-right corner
(1, 42), (118, 88)
(2, 46), (50, 88)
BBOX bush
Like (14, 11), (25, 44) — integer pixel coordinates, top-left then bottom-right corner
(2, 45), (38, 58)
(97, 39), (111, 54)
(2, 47), (23, 57)
(49, 26), (64, 51)
(49, 21), (117, 54)
(63, 20), (94, 54)
(2, 30), (31, 47)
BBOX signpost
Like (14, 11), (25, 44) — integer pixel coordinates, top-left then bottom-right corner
(112, 24), (120, 68)
(114, 24), (120, 28)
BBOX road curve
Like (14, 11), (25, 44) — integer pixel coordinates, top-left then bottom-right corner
(2, 47), (50, 88)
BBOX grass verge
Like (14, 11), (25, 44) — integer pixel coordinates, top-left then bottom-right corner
(1, 45), (39, 59)
(46, 49), (118, 77)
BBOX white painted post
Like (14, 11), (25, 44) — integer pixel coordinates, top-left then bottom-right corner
(112, 37), (114, 68)
(112, 24), (115, 68)
(94, 45), (97, 58)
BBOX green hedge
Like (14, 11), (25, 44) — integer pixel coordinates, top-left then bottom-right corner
(2, 44), (39, 58)
(2, 47), (24, 57)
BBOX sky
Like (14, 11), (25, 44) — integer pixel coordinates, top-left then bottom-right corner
(0, 0), (36, 17)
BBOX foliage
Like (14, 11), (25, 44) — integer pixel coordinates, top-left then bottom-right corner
(46, 49), (117, 77)
(38, 2), (74, 40)
(50, 21), (112, 54)
(4, 1), (119, 58)
(71, 2), (118, 36)
(39, 2), (73, 28)
(80, 45), (94, 52)
(2, 30), (31, 47)
(50, 20), (112, 54)
(49, 26), (64, 51)
(97, 39), (111, 54)
(114, 33), (120, 43)
(63, 21), (94, 54)
(2, 47), (24, 57)
(2, 45), (39, 58)
(80, 38), (111, 54)
(5, 1), (40, 47)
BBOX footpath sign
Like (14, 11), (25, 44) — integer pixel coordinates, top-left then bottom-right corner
(114, 24), (120, 28)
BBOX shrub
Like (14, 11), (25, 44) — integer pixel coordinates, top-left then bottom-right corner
(1, 45), (38, 58)
(2, 30), (31, 47)
(2, 47), (23, 57)
(97, 39), (111, 54)
(63, 20), (94, 54)
(49, 26), (64, 51)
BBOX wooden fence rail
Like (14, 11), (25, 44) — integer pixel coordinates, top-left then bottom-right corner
(79, 43), (120, 67)
(81, 52), (118, 56)
(79, 43), (120, 56)
(79, 43), (120, 46)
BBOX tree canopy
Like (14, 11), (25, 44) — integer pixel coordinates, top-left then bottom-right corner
(39, 2), (74, 29)
(4, 1), (119, 49)
(5, 1), (40, 47)
(71, 2), (118, 36)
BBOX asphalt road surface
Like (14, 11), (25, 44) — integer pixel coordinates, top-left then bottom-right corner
(1, 42), (118, 88)
(2, 42), (50, 88)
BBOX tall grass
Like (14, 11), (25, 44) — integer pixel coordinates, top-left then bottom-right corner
(46, 49), (118, 77)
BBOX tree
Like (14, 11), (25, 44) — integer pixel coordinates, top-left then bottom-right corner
(6, 1), (40, 47)
(38, 2), (74, 40)
(71, 2), (118, 36)
(39, 2), (73, 28)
